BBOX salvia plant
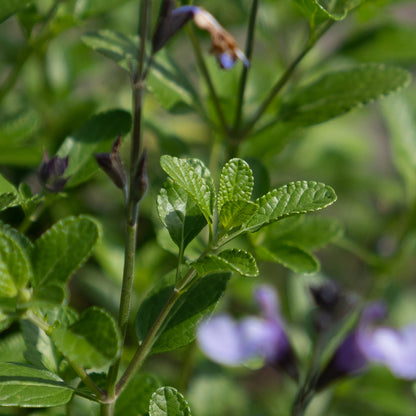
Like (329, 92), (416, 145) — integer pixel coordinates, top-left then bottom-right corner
(0, 0), (415, 415)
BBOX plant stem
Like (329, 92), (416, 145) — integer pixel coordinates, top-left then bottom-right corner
(115, 287), (182, 396)
(187, 27), (230, 136)
(240, 21), (333, 138)
(105, 0), (151, 406)
(233, 0), (258, 132)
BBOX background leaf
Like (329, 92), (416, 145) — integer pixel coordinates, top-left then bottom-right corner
(56, 109), (131, 187)
(149, 386), (191, 416)
(0, 362), (73, 407)
(157, 179), (207, 250)
(135, 272), (229, 353)
(51, 307), (121, 369)
(31, 215), (101, 289)
(0, 224), (33, 298)
(191, 249), (259, 278)
(280, 64), (411, 126)
(243, 181), (337, 233)
(0, 0), (33, 24)
(160, 156), (215, 224)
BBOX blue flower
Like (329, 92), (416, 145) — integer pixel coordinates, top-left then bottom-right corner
(197, 286), (297, 379)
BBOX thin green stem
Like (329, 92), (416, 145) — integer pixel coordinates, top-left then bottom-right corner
(233, 0), (259, 132)
(240, 21), (333, 138)
(115, 287), (182, 396)
(187, 27), (230, 136)
(105, 2), (151, 408)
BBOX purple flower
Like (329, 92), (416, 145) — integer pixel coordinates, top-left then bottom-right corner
(317, 302), (416, 389)
(152, 1), (249, 69)
(197, 286), (297, 379)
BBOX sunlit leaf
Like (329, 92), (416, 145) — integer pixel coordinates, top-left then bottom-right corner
(192, 249), (259, 278)
(149, 386), (191, 416)
(242, 181), (337, 233)
(157, 179), (207, 250)
(160, 156), (215, 224)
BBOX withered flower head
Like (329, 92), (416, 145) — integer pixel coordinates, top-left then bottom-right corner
(152, 1), (249, 69)
(95, 134), (127, 192)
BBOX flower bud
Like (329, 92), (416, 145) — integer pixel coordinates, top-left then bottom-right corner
(38, 150), (69, 193)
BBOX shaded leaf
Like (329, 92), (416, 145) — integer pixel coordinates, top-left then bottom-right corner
(149, 386), (191, 416)
(218, 158), (254, 211)
(0, 224), (33, 298)
(51, 307), (121, 369)
(115, 373), (160, 416)
(157, 179), (207, 250)
(0, 333), (26, 363)
(280, 64), (411, 126)
(0, 108), (40, 145)
(135, 272), (229, 353)
(31, 215), (101, 289)
(160, 156), (215, 224)
(0, 362), (73, 407)
(82, 30), (138, 72)
(243, 181), (337, 233)
(219, 200), (258, 230)
(257, 244), (319, 274)
(192, 249), (259, 278)
(56, 110), (131, 187)
(148, 49), (198, 113)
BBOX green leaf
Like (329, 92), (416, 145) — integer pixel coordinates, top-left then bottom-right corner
(149, 387), (191, 416)
(21, 321), (59, 373)
(56, 109), (131, 186)
(219, 200), (258, 230)
(0, 224), (33, 298)
(218, 159), (254, 212)
(51, 307), (121, 369)
(31, 215), (101, 289)
(0, 0), (32, 23)
(148, 49), (198, 113)
(243, 181), (337, 233)
(115, 373), (160, 416)
(75, 0), (132, 18)
(192, 249), (259, 278)
(135, 272), (229, 353)
(160, 156), (215, 224)
(157, 179), (207, 250)
(280, 64), (411, 126)
(293, 0), (330, 27)
(256, 244), (319, 274)
(82, 30), (138, 72)
(0, 362), (73, 407)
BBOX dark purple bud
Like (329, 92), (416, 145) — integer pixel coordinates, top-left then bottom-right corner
(95, 135), (127, 191)
(152, 1), (195, 53)
(38, 150), (69, 193)
(132, 150), (148, 203)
